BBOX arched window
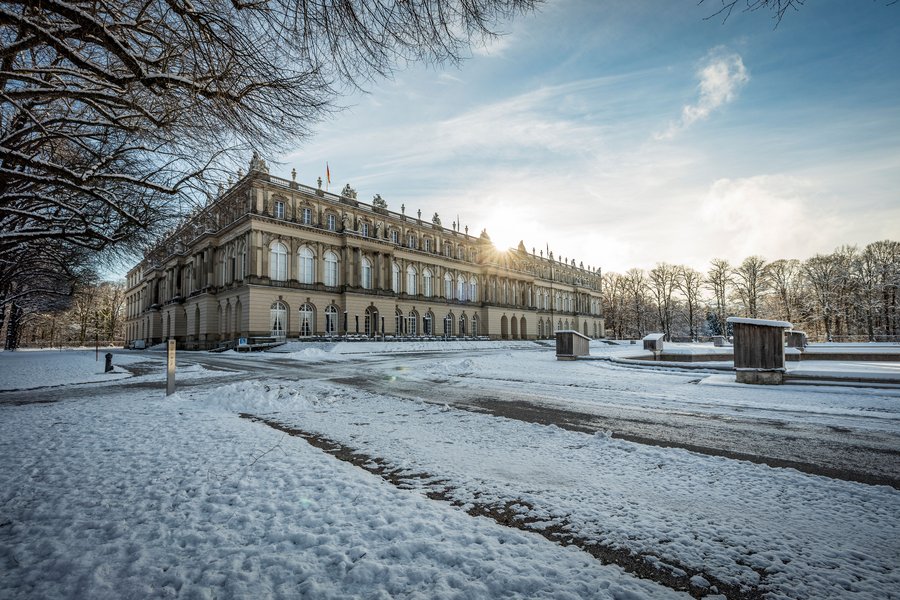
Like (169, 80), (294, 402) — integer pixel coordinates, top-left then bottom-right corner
(564, 295), (570, 312)
(407, 310), (418, 336)
(218, 251), (226, 286)
(237, 241), (247, 281)
(324, 251), (339, 287)
(395, 308), (403, 334)
(469, 277), (477, 302)
(423, 268), (433, 298)
(423, 312), (433, 336)
(298, 246), (314, 284)
(269, 242), (287, 281)
(361, 257), (373, 289)
(299, 303), (314, 337)
(391, 263), (401, 294)
(365, 306), (378, 336)
(443, 313), (454, 336)
(270, 301), (287, 338)
(457, 275), (466, 301)
(325, 305), (338, 335)
(406, 265), (417, 295)
(444, 273), (453, 299)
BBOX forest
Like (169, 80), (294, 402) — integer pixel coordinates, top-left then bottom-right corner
(602, 240), (900, 343)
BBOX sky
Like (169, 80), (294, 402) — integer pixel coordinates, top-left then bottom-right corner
(270, 0), (900, 274)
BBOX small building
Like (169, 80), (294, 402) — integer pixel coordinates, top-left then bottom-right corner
(727, 317), (792, 384)
(643, 333), (665, 353)
(556, 330), (591, 360)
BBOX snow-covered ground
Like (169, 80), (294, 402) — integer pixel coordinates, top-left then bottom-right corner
(0, 349), (146, 391)
(1, 346), (899, 599)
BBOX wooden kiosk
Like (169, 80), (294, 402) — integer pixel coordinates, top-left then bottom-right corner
(726, 317), (793, 384)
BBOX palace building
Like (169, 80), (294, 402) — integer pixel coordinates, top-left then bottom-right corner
(124, 155), (604, 349)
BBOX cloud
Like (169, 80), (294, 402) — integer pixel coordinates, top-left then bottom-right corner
(657, 50), (749, 140)
(699, 175), (840, 262)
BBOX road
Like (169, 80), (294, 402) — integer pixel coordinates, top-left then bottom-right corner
(3, 347), (898, 489)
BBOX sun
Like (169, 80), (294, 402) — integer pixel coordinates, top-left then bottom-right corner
(482, 209), (529, 253)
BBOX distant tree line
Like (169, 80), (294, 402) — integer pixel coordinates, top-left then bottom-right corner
(2, 280), (125, 350)
(602, 240), (900, 342)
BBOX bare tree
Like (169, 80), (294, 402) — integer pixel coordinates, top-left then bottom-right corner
(676, 266), (704, 341)
(0, 0), (536, 310)
(705, 259), (732, 335)
(623, 268), (649, 338)
(732, 256), (768, 318)
(802, 254), (842, 341)
(648, 263), (679, 340)
(601, 272), (628, 339)
(766, 259), (800, 323)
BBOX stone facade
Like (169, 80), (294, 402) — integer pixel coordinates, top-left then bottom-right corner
(125, 159), (604, 349)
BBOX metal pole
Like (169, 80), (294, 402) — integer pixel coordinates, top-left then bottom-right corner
(166, 338), (176, 395)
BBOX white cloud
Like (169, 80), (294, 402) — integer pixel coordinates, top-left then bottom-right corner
(657, 50), (749, 140)
(699, 175), (840, 262)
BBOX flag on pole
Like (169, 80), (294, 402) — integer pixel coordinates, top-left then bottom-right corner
(326, 163), (331, 187)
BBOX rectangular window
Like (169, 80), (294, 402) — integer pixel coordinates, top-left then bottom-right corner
(274, 201), (285, 220)
(327, 214), (336, 231)
(391, 230), (399, 244)
(424, 239), (432, 253)
(407, 235), (416, 249)
(362, 222), (370, 237)
(302, 207), (312, 225)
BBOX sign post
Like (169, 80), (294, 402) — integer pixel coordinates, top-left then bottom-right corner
(166, 339), (176, 396)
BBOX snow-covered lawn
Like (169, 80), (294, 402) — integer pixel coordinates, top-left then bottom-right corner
(2, 347), (899, 599)
(0, 349), (146, 391)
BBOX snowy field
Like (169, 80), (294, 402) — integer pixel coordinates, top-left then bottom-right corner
(1, 346), (899, 599)
(0, 349), (146, 391)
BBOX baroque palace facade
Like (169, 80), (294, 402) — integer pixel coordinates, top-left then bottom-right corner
(125, 155), (604, 349)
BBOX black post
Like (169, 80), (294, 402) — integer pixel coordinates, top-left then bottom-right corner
(343, 311), (348, 335)
(105, 353), (114, 373)
(355, 315), (359, 334)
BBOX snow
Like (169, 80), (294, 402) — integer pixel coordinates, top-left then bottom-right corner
(236, 380), (900, 600)
(1, 347), (899, 599)
(726, 317), (793, 328)
(0, 349), (146, 391)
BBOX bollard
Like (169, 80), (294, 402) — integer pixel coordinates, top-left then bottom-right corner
(166, 339), (176, 396)
(104, 352), (114, 373)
